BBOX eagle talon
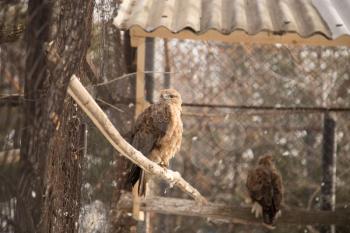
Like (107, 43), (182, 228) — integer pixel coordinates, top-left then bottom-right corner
(159, 162), (167, 169)
(262, 223), (276, 230)
(251, 202), (263, 218)
(275, 210), (282, 219)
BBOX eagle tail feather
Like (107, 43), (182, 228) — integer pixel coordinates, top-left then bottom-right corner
(127, 165), (141, 187)
(262, 207), (276, 226)
(138, 170), (146, 196)
(126, 165), (146, 196)
(262, 210), (272, 225)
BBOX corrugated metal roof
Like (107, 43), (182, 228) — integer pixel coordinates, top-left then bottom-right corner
(312, 0), (350, 39)
(114, 0), (350, 40)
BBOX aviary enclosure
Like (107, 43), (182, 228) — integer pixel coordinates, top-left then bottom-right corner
(1, 0), (350, 233)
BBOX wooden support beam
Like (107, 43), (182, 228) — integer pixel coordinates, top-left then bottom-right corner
(145, 37), (154, 103)
(117, 192), (350, 226)
(135, 37), (146, 117)
(163, 39), (171, 88)
(134, 36), (146, 222)
(144, 36), (155, 233)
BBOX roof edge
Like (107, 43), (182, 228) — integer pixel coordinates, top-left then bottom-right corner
(125, 25), (350, 47)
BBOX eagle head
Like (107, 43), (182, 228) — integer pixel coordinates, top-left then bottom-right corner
(159, 89), (182, 106)
(258, 155), (274, 167)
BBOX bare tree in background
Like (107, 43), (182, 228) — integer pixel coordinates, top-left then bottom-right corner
(15, 0), (93, 232)
(107, 27), (137, 232)
(89, 1), (137, 232)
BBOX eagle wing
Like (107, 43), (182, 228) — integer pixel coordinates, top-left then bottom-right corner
(246, 167), (269, 203)
(246, 166), (283, 225)
(271, 170), (283, 212)
(126, 103), (172, 194)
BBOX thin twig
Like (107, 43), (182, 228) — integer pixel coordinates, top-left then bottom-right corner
(96, 98), (124, 112)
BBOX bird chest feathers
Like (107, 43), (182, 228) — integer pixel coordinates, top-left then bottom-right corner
(160, 104), (183, 161)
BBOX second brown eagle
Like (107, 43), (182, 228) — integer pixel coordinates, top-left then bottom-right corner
(246, 155), (283, 227)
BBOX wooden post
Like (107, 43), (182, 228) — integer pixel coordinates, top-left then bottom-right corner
(143, 37), (156, 233)
(133, 36), (146, 222)
(163, 39), (171, 88)
(133, 37), (156, 230)
(134, 37), (154, 232)
(320, 113), (337, 233)
(145, 37), (154, 103)
(135, 37), (146, 117)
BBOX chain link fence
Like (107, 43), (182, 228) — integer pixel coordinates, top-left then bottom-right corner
(146, 39), (350, 233)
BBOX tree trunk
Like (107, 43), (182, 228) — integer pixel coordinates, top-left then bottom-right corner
(39, 100), (86, 233)
(15, 0), (93, 232)
(15, 0), (52, 231)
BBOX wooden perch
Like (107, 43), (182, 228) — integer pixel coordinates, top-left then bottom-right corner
(67, 75), (207, 203)
(118, 192), (350, 226)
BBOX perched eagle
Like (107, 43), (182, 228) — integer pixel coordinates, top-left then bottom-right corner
(246, 155), (283, 227)
(127, 89), (183, 195)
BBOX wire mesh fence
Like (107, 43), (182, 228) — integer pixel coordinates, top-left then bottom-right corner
(142, 39), (350, 233)
(1, 0), (350, 233)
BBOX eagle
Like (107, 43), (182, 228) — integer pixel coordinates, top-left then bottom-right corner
(127, 89), (183, 196)
(246, 155), (283, 227)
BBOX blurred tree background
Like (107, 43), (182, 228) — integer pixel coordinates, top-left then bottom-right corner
(1, 0), (350, 233)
